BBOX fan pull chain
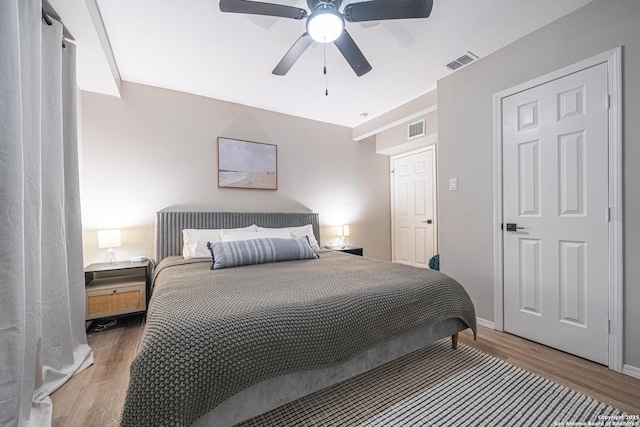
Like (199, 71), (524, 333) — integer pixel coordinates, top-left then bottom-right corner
(324, 40), (328, 96)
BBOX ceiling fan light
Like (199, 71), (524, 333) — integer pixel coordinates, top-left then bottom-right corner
(307, 8), (344, 43)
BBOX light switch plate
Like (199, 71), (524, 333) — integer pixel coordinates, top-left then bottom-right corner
(449, 178), (458, 191)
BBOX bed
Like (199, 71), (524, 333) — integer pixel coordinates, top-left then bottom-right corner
(120, 211), (476, 427)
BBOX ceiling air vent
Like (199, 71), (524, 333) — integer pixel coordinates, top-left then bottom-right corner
(445, 51), (479, 71)
(408, 118), (426, 140)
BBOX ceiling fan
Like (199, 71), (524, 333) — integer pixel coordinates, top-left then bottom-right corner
(219, 0), (434, 77)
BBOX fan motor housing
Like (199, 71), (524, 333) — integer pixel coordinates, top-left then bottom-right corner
(308, 0), (342, 11)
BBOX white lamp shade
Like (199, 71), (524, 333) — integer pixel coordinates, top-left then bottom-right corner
(307, 9), (344, 43)
(337, 225), (350, 237)
(98, 229), (121, 249)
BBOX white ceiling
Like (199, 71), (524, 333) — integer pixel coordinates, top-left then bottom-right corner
(61, 0), (593, 128)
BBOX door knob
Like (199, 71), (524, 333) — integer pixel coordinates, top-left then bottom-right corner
(506, 223), (524, 232)
(421, 219), (433, 224)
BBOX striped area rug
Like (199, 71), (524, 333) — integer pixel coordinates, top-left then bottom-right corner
(237, 339), (626, 427)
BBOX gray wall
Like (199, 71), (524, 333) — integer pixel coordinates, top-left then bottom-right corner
(80, 82), (391, 264)
(437, 0), (639, 367)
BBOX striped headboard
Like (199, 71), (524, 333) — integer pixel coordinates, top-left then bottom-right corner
(155, 211), (320, 262)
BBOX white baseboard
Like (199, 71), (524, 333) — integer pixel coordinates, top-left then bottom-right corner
(472, 317), (638, 379)
(623, 364), (640, 380)
(476, 317), (495, 329)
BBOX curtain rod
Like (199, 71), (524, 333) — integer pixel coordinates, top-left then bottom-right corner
(41, 9), (52, 26)
(41, 0), (74, 41)
(42, 8), (70, 48)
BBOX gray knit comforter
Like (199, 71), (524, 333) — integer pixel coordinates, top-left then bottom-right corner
(120, 251), (476, 426)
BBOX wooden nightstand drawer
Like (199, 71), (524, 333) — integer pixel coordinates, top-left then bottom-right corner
(84, 260), (151, 321)
(86, 275), (146, 320)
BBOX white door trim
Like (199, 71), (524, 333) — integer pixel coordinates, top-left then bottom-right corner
(390, 145), (438, 264)
(492, 47), (623, 372)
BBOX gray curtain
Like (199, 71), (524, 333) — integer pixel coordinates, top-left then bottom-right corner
(0, 0), (94, 425)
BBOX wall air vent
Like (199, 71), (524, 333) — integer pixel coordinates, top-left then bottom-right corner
(408, 118), (426, 140)
(445, 51), (479, 71)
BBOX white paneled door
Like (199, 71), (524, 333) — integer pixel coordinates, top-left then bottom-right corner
(502, 63), (609, 364)
(392, 147), (437, 268)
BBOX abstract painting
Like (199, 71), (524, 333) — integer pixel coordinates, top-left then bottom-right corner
(217, 137), (277, 190)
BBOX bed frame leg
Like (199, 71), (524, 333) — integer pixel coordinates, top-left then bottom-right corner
(451, 333), (459, 349)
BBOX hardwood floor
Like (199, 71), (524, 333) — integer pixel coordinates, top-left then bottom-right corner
(51, 315), (143, 427)
(50, 320), (640, 426)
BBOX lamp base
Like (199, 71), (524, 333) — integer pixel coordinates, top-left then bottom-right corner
(104, 248), (117, 265)
(339, 237), (347, 249)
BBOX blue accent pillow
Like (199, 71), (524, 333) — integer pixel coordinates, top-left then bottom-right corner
(207, 237), (318, 270)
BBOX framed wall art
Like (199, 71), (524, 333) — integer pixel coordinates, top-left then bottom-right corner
(217, 137), (277, 190)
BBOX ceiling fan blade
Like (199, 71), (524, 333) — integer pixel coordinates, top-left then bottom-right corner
(220, 0), (307, 20)
(343, 0), (433, 23)
(333, 30), (372, 77)
(273, 33), (314, 76)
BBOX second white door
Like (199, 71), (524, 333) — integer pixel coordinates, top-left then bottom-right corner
(392, 147), (437, 268)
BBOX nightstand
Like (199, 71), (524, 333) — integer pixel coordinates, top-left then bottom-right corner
(84, 260), (151, 321)
(327, 246), (364, 256)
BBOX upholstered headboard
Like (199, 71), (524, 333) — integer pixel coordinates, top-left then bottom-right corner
(155, 211), (320, 262)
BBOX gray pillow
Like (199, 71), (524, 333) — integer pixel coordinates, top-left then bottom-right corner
(207, 236), (318, 270)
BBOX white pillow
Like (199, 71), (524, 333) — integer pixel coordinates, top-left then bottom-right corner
(256, 224), (319, 249)
(257, 228), (295, 239)
(221, 227), (292, 242)
(182, 225), (257, 259)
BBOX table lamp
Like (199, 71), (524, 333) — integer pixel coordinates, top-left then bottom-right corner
(337, 224), (350, 249)
(98, 229), (121, 265)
